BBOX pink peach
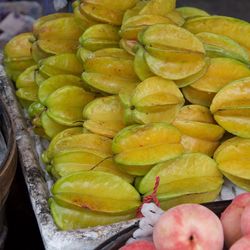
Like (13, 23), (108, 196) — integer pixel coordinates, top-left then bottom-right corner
(221, 193), (250, 247)
(153, 204), (224, 250)
(230, 235), (250, 250)
(119, 240), (156, 250)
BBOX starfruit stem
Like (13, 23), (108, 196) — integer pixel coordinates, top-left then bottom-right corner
(90, 156), (113, 170)
(136, 176), (160, 218)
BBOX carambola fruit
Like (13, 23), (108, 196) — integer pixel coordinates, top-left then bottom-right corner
(51, 171), (141, 213)
(134, 46), (154, 81)
(32, 15), (82, 61)
(4, 32), (33, 60)
(30, 42), (52, 63)
(38, 53), (83, 79)
(46, 132), (112, 162)
(139, 24), (206, 80)
(112, 123), (184, 166)
(138, 153), (222, 194)
(15, 65), (38, 102)
(79, 24), (120, 51)
(196, 32), (249, 64)
(131, 76), (184, 113)
(92, 158), (134, 183)
(214, 137), (250, 191)
(42, 127), (84, 163)
(82, 48), (139, 94)
(50, 149), (134, 183)
(139, 23), (205, 53)
(184, 16), (250, 58)
(40, 111), (69, 139)
(173, 105), (224, 156)
(182, 86), (215, 107)
(122, 1), (146, 22)
(183, 58), (250, 106)
(50, 198), (135, 230)
(38, 74), (83, 104)
(120, 14), (175, 40)
(28, 101), (45, 118)
(176, 7), (209, 19)
(120, 15), (175, 55)
(138, 153), (223, 209)
(77, 0), (139, 26)
(28, 101), (69, 139)
(121, 76), (184, 124)
(120, 0), (183, 54)
(45, 86), (95, 126)
(139, 0), (176, 16)
(83, 95), (125, 138)
(27, 102), (47, 137)
(50, 149), (107, 178)
(4, 33), (35, 81)
(175, 57), (210, 88)
(73, 1), (98, 30)
(211, 77), (250, 138)
(33, 13), (73, 33)
(159, 188), (222, 210)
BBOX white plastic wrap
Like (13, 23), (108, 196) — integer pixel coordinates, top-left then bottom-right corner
(127, 203), (163, 244)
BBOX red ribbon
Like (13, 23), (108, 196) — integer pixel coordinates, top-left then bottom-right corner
(136, 176), (160, 218)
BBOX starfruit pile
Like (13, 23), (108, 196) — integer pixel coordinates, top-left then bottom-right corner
(4, 0), (250, 231)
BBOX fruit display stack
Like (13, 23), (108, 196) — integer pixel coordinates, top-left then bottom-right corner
(4, 0), (250, 230)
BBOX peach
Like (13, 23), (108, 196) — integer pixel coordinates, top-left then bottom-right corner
(241, 204), (250, 235)
(119, 240), (156, 250)
(153, 204), (224, 250)
(230, 235), (250, 250)
(220, 193), (250, 248)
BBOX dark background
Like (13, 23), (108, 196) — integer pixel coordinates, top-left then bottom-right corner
(5, 164), (44, 250)
(177, 0), (250, 21)
(3, 1), (250, 250)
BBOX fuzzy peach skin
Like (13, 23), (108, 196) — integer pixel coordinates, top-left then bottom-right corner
(153, 204), (224, 250)
(230, 235), (250, 250)
(221, 193), (250, 248)
(119, 240), (156, 250)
